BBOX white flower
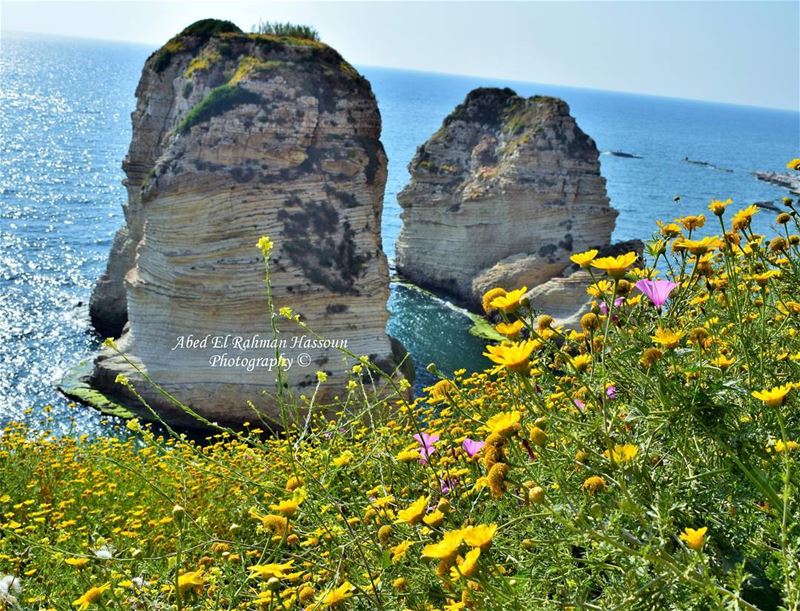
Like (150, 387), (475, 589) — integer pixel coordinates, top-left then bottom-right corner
(0, 574), (21, 604)
(92, 544), (115, 560)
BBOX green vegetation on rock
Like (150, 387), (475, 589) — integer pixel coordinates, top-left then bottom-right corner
(251, 19), (320, 41)
(153, 19), (242, 73)
(183, 49), (222, 79)
(179, 18), (243, 39)
(176, 84), (262, 135)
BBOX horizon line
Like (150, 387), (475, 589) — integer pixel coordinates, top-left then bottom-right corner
(3, 28), (799, 114)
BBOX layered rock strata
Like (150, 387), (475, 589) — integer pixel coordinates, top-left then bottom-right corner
(84, 19), (406, 427)
(396, 87), (619, 309)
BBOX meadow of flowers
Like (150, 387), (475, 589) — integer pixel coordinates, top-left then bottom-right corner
(2, 163), (800, 610)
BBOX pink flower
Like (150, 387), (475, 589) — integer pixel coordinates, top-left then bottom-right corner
(635, 279), (679, 308)
(414, 432), (439, 463)
(599, 297), (625, 315)
(606, 385), (617, 399)
(440, 478), (457, 495)
(462, 438), (485, 457)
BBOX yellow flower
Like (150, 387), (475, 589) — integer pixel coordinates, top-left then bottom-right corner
(483, 340), (537, 373)
(332, 451), (353, 467)
(590, 252), (638, 278)
(570, 249), (599, 268)
(423, 509), (446, 528)
(450, 547), (481, 579)
(604, 444), (639, 464)
(460, 523), (497, 551)
(582, 476), (607, 494)
(487, 462), (509, 497)
(481, 287), (507, 314)
(678, 214), (705, 231)
(177, 569), (206, 595)
(658, 221), (682, 238)
(285, 476), (303, 492)
(248, 560), (294, 580)
(489, 286), (528, 313)
(256, 235), (274, 257)
(396, 495), (429, 525)
(422, 530), (464, 560)
(571, 353), (592, 372)
(770, 439), (800, 453)
(390, 540), (413, 563)
(484, 411), (521, 438)
(252, 512), (289, 535)
(651, 327), (683, 349)
(786, 158), (800, 171)
(395, 448), (421, 462)
(73, 583), (111, 609)
(495, 319), (524, 338)
(65, 557), (90, 570)
(708, 198), (732, 216)
(679, 526), (707, 551)
(752, 383), (793, 408)
(710, 354), (735, 369)
(428, 379), (456, 402)
(270, 498), (300, 517)
(587, 279), (614, 297)
(675, 236), (722, 256)
(528, 425), (547, 446)
(676, 235), (722, 256)
(731, 205), (759, 231)
(321, 581), (355, 607)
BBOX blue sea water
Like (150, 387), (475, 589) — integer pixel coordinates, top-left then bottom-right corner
(1, 32), (798, 434)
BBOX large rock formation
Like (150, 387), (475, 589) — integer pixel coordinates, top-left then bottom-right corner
(396, 88), (618, 308)
(83, 19), (406, 428)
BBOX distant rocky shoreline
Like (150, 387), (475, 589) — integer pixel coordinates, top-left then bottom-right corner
(755, 171), (800, 195)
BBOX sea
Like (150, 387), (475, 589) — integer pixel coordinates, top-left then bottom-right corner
(1, 32), (798, 435)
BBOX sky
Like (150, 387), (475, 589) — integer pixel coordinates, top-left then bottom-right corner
(1, 1), (799, 111)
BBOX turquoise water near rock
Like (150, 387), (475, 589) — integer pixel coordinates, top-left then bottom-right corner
(1, 32), (797, 433)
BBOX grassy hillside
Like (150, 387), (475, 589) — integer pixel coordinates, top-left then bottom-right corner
(2, 166), (800, 609)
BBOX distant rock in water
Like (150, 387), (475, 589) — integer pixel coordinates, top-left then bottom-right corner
(604, 150), (642, 159)
(395, 87), (619, 309)
(683, 157), (733, 173)
(754, 171), (800, 195)
(79, 19), (407, 427)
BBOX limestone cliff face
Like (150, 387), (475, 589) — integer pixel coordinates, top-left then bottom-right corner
(87, 20), (404, 427)
(395, 88), (618, 307)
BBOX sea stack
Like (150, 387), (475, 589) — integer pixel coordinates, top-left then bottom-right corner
(396, 88), (618, 310)
(83, 19), (406, 427)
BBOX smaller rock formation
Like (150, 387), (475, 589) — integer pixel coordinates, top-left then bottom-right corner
(396, 88), (619, 310)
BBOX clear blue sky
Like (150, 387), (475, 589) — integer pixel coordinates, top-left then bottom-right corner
(2, 1), (798, 110)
